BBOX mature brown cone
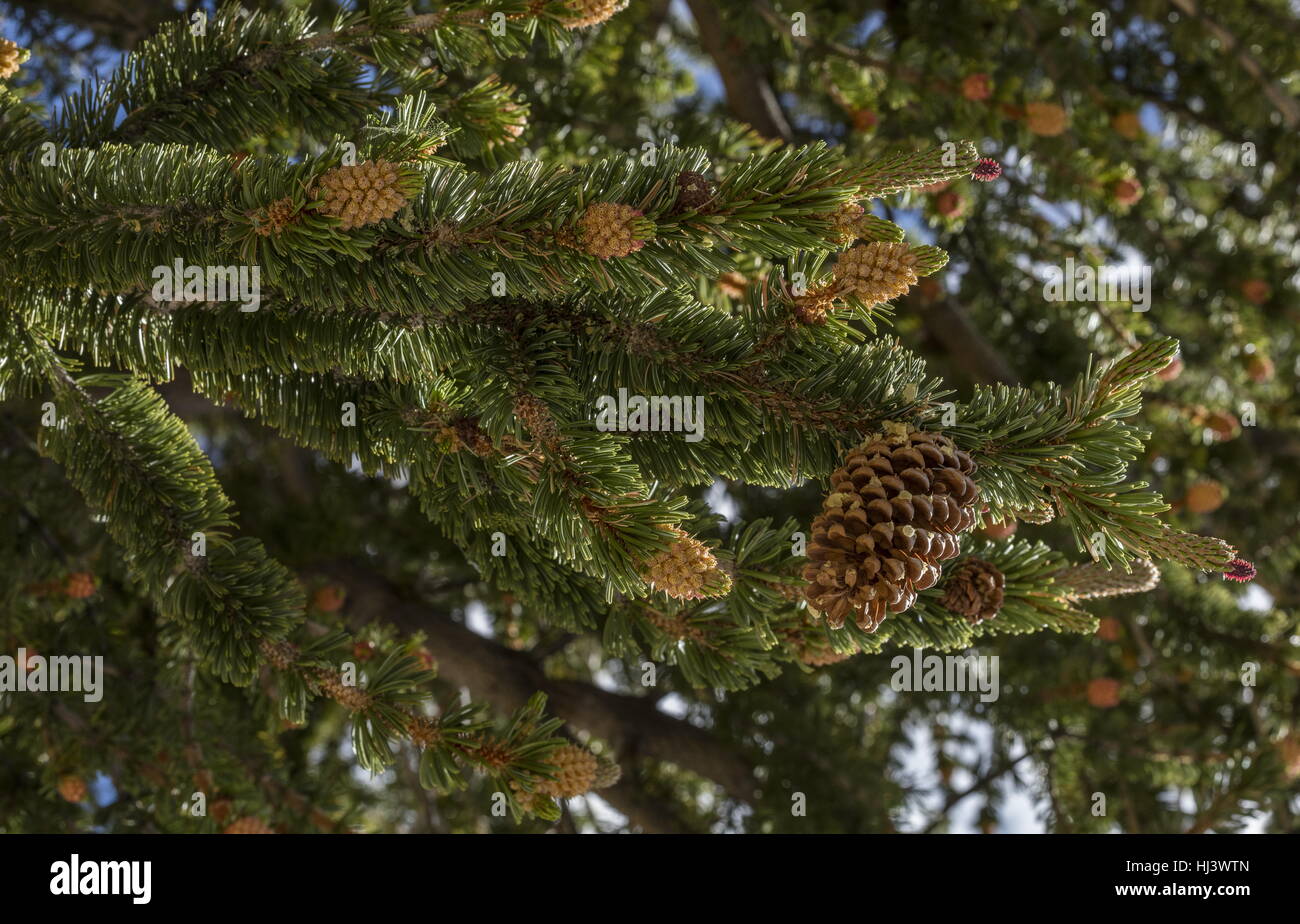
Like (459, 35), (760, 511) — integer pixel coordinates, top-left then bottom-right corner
(1095, 617), (1123, 641)
(210, 798), (233, 824)
(849, 108), (877, 132)
(537, 745), (598, 799)
(487, 101), (528, 147)
(63, 572), (96, 599)
(802, 424), (979, 631)
(1240, 279), (1271, 304)
(1203, 409), (1241, 442)
(961, 73), (992, 101)
(1183, 479), (1224, 514)
(1111, 111), (1142, 140)
(1245, 353), (1275, 383)
(1024, 101), (1068, 136)
(1110, 178), (1143, 206)
(717, 271), (748, 299)
(315, 160), (408, 230)
(1279, 735), (1300, 781)
(223, 816), (274, 834)
(672, 170), (715, 212)
(0, 39), (24, 80)
(57, 775), (87, 803)
(935, 190), (966, 218)
(640, 526), (732, 600)
(1086, 677), (1122, 709)
(941, 558), (1005, 624)
(311, 584), (344, 612)
(980, 515), (1018, 539)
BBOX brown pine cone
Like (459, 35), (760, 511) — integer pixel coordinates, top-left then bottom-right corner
(802, 423), (979, 631)
(311, 585), (344, 612)
(315, 159), (409, 230)
(63, 572), (96, 599)
(717, 271), (748, 299)
(57, 775), (87, 803)
(490, 101), (528, 146)
(210, 798), (233, 824)
(1111, 111), (1142, 139)
(672, 170), (716, 213)
(1183, 480), (1223, 514)
(449, 416), (495, 455)
(1279, 735), (1300, 781)
(1024, 102), (1068, 136)
(1086, 677), (1121, 709)
(940, 558), (1005, 624)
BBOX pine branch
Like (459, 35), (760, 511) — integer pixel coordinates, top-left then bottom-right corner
(259, 631), (575, 820)
(3, 136), (977, 309)
(12, 318), (303, 683)
(51, 1), (614, 150)
(945, 338), (1236, 570)
(326, 560), (760, 802)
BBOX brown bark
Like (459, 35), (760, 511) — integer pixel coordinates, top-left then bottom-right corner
(326, 562), (760, 806)
(922, 299), (1021, 385)
(9, 0), (177, 49)
(597, 779), (696, 834)
(685, 0), (794, 142)
(1167, 0), (1299, 129)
